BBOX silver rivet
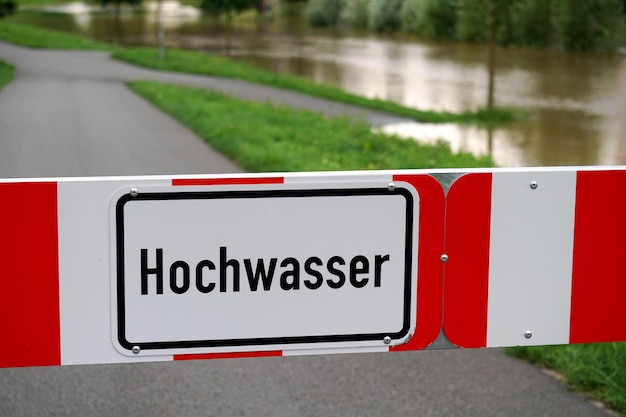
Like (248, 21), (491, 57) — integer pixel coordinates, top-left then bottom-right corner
(130, 188), (139, 197)
(529, 181), (538, 190)
(440, 254), (449, 263)
(387, 182), (395, 192)
(524, 330), (532, 339)
(383, 336), (391, 345)
(132, 346), (141, 354)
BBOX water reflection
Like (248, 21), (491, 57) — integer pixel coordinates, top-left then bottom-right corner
(16, 2), (626, 167)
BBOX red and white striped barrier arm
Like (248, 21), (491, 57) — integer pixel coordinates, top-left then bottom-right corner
(0, 172), (443, 368)
(444, 169), (626, 348)
(1, 168), (624, 369)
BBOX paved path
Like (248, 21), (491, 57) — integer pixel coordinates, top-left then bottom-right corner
(0, 40), (613, 417)
(0, 40), (405, 179)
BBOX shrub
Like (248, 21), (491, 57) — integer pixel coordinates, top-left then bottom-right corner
(400, 0), (421, 34)
(0, 0), (16, 18)
(456, 0), (491, 42)
(368, 0), (404, 32)
(456, 0), (517, 44)
(346, 0), (369, 28)
(304, 0), (345, 27)
(556, 0), (625, 52)
(511, 0), (554, 47)
(402, 0), (457, 39)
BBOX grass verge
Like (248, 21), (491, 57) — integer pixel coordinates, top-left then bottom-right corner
(114, 47), (525, 126)
(0, 59), (14, 91)
(0, 19), (111, 49)
(507, 343), (626, 416)
(0, 19), (524, 126)
(128, 80), (494, 171)
(15, 0), (67, 6)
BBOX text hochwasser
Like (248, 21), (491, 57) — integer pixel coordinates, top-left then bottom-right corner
(140, 247), (391, 295)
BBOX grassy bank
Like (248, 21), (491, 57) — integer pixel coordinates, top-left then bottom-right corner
(0, 19), (523, 126)
(0, 19), (111, 49)
(15, 0), (66, 6)
(0, 59), (14, 91)
(128, 80), (494, 171)
(114, 47), (522, 126)
(508, 344), (626, 416)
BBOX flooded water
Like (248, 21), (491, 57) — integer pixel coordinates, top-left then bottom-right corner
(16, 2), (626, 167)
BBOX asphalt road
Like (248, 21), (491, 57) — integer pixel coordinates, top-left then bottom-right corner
(0, 40), (613, 417)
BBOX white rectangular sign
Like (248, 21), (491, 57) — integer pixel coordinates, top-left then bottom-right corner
(111, 182), (419, 356)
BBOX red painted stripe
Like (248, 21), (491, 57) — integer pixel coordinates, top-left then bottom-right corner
(174, 350), (282, 361)
(570, 171), (626, 344)
(443, 173), (492, 348)
(390, 174), (445, 351)
(0, 182), (61, 368)
(173, 177), (284, 186)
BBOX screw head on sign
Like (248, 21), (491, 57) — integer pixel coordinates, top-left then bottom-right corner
(529, 181), (538, 190)
(130, 188), (139, 197)
(383, 336), (391, 345)
(440, 254), (449, 263)
(387, 183), (396, 192)
(524, 330), (532, 339)
(132, 346), (141, 354)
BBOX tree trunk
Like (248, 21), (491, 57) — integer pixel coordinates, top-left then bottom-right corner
(157, 0), (165, 60)
(225, 11), (233, 56)
(114, 0), (121, 43)
(486, 2), (497, 110)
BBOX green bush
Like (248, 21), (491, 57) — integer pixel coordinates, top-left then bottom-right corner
(304, 0), (345, 26)
(456, 0), (491, 42)
(368, 0), (404, 32)
(511, 0), (554, 47)
(402, 0), (457, 40)
(456, 0), (518, 44)
(556, 0), (625, 52)
(400, 0), (420, 34)
(0, 0), (16, 18)
(346, 0), (369, 28)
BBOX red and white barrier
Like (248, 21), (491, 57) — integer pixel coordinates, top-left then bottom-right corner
(1, 168), (624, 369)
(444, 169), (626, 348)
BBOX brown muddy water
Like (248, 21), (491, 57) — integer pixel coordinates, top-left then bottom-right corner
(21, 1), (626, 167)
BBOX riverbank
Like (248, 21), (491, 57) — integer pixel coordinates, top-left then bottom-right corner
(0, 19), (523, 126)
(128, 80), (492, 171)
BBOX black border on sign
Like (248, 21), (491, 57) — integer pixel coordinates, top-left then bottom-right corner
(115, 187), (415, 352)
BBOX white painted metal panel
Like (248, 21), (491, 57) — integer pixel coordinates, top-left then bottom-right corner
(58, 179), (173, 365)
(487, 171), (576, 347)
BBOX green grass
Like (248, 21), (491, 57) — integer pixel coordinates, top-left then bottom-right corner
(128, 80), (494, 171)
(507, 343), (626, 416)
(0, 19), (111, 49)
(15, 0), (68, 6)
(15, 0), (71, 8)
(115, 47), (525, 126)
(0, 59), (14, 91)
(0, 19), (524, 126)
